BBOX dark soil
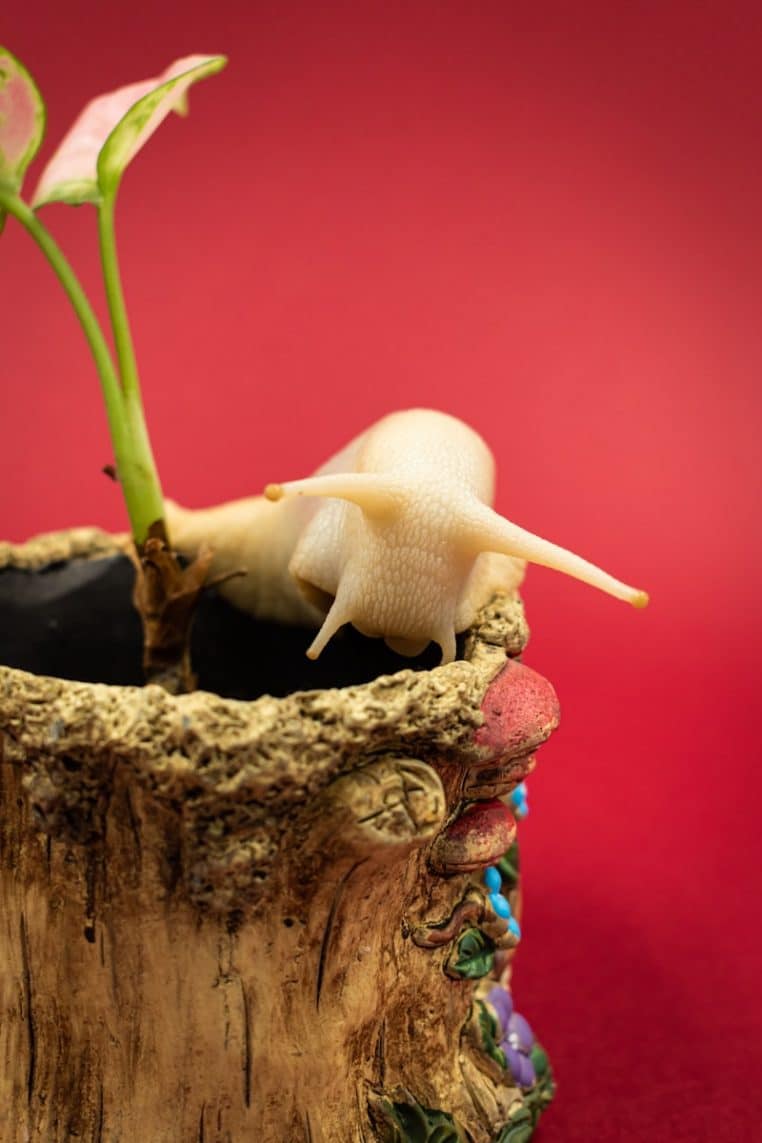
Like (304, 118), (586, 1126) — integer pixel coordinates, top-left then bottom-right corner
(0, 554), (445, 699)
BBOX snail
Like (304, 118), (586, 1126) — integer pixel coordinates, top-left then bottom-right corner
(167, 409), (647, 664)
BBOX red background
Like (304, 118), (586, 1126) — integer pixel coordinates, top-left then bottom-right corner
(2, 3), (761, 1139)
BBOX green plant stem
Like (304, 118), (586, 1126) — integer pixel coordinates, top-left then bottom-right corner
(0, 189), (129, 467)
(0, 188), (164, 545)
(97, 193), (165, 545)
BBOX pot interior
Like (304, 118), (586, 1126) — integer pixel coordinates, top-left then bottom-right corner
(0, 554), (446, 698)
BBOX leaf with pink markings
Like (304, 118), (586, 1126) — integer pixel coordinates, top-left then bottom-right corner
(0, 47), (46, 230)
(32, 54), (226, 209)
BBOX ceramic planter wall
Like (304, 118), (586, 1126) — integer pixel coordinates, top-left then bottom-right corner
(0, 530), (559, 1142)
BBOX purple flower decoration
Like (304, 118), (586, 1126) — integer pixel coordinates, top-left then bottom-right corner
(508, 1011), (534, 1053)
(502, 1042), (536, 1088)
(486, 985), (513, 1029)
(486, 986), (537, 1088)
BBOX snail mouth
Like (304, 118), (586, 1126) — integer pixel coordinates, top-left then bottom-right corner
(384, 634), (431, 657)
(294, 576), (334, 614)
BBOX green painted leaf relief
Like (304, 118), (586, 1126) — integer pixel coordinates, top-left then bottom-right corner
(475, 999), (507, 1070)
(529, 1043), (549, 1081)
(0, 46), (46, 231)
(524, 1041), (556, 1118)
(496, 840), (520, 891)
(447, 927), (496, 980)
(494, 1106), (534, 1143)
(32, 54), (226, 209)
(370, 1095), (470, 1143)
(494, 1040), (555, 1141)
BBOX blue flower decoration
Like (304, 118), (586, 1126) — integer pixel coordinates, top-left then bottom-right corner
(510, 781), (529, 819)
(483, 865), (521, 940)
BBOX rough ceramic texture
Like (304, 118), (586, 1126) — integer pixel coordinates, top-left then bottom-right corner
(0, 529), (560, 1142)
(168, 409), (647, 667)
(1, 644), (518, 916)
(0, 526), (118, 569)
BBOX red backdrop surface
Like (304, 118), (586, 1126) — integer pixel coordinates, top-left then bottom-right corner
(2, 4), (761, 1139)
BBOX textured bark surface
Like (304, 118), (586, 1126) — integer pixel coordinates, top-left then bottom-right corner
(0, 530), (557, 1142)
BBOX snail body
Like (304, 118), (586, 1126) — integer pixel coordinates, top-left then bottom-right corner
(168, 409), (647, 664)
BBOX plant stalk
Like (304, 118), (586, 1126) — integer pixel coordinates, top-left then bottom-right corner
(3, 186), (208, 693)
(0, 189), (128, 466)
(97, 193), (165, 545)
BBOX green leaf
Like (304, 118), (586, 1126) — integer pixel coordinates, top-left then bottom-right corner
(32, 54), (226, 208)
(529, 1043), (550, 1081)
(446, 927), (496, 980)
(370, 1096), (469, 1143)
(524, 1041), (556, 1119)
(0, 46), (46, 230)
(475, 1000), (507, 1070)
(495, 1106), (535, 1143)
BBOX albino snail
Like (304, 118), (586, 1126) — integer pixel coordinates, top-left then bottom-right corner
(167, 409), (647, 664)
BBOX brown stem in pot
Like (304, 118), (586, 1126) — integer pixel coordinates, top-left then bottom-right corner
(130, 522), (244, 694)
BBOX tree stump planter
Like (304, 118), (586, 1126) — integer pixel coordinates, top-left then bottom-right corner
(0, 530), (559, 1142)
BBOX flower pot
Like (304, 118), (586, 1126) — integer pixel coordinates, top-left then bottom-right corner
(0, 528), (559, 1142)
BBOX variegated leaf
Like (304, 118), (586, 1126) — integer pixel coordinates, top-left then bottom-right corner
(0, 47), (46, 229)
(32, 54), (225, 208)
